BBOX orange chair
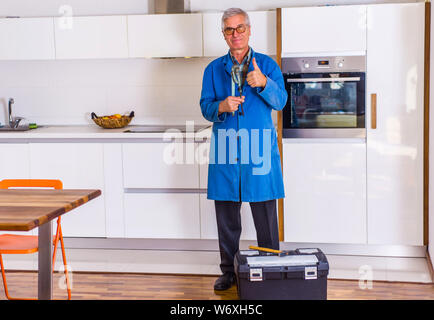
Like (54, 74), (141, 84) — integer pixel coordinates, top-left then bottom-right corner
(0, 179), (71, 300)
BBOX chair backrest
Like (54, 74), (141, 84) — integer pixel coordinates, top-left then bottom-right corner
(0, 179), (63, 190)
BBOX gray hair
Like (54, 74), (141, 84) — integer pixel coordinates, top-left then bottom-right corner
(221, 8), (250, 30)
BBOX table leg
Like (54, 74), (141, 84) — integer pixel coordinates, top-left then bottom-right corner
(38, 221), (53, 300)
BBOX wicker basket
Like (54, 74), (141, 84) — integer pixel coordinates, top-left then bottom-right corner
(91, 111), (134, 129)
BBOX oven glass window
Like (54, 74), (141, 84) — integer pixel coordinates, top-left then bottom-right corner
(288, 79), (363, 128)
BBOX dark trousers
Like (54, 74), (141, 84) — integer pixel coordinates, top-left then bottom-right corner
(214, 199), (279, 274)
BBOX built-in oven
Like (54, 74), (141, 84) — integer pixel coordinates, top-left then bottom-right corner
(281, 56), (366, 138)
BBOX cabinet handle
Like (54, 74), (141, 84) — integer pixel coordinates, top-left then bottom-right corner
(371, 93), (377, 129)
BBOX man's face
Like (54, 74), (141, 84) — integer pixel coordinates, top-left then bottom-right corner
(222, 14), (251, 52)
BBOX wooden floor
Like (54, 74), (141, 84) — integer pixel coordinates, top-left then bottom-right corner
(0, 271), (432, 300)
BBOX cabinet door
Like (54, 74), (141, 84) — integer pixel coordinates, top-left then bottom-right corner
(202, 13), (226, 57)
(249, 11), (276, 56)
(128, 13), (202, 57)
(366, 3), (424, 245)
(281, 5), (366, 55)
(54, 16), (128, 59)
(124, 193), (200, 239)
(203, 11), (276, 57)
(122, 142), (199, 189)
(200, 194), (257, 240)
(0, 143), (33, 235)
(103, 143), (125, 238)
(198, 142), (209, 189)
(29, 143), (106, 237)
(0, 17), (55, 60)
(0, 143), (30, 179)
(283, 140), (367, 244)
(197, 141), (257, 240)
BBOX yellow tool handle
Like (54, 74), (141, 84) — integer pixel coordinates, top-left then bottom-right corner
(249, 245), (282, 254)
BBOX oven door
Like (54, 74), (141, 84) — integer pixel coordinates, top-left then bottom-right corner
(282, 72), (366, 138)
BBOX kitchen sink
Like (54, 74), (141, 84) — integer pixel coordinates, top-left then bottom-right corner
(0, 125), (40, 132)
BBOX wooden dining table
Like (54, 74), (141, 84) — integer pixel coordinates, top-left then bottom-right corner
(0, 188), (101, 300)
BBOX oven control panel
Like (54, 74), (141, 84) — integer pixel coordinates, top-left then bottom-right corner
(282, 56), (366, 73)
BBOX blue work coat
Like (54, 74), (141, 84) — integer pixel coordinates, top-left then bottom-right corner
(200, 48), (288, 202)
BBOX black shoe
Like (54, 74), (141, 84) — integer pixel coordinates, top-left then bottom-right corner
(214, 272), (236, 291)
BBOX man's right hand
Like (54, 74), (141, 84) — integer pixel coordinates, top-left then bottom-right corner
(218, 96), (245, 114)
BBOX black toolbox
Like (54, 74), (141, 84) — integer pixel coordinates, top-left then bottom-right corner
(234, 248), (329, 300)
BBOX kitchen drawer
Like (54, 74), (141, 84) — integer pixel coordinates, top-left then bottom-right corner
(200, 194), (257, 240)
(124, 193), (200, 239)
(197, 142), (210, 189)
(122, 143), (199, 189)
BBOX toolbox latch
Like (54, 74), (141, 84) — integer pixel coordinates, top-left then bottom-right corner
(250, 268), (263, 281)
(304, 266), (317, 280)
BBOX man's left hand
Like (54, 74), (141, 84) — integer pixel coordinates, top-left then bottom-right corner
(247, 57), (267, 88)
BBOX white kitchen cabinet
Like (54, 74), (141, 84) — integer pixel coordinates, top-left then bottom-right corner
(0, 17), (55, 60)
(203, 10), (276, 57)
(128, 13), (202, 58)
(198, 142), (210, 189)
(29, 143), (106, 237)
(124, 193), (200, 239)
(283, 140), (367, 244)
(202, 13), (226, 57)
(198, 141), (258, 240)
(122, 142), (199, 189)
(54, 15), (128, 59)
(103, 143), (125, 238)
(281, 5), (366, 56)
(199, 161), (208, 189)
(366, 3), (424, 245)
(200, 194), (257, 240)
(0, 143), (30, 179)
(0, 143), (33, 236)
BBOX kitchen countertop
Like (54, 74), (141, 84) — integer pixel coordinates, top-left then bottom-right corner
(0, 124), (213, 141)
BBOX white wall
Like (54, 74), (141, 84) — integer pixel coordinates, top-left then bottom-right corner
(0, 58), (212, 125)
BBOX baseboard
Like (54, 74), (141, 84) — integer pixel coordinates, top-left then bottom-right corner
(62, 237), (428, 258)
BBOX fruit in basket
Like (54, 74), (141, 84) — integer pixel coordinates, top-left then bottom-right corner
(101, 114), (122, 119)
(91, 111), (134, 129)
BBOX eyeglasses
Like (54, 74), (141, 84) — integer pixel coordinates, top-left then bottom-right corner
(223, 24), (247, 36)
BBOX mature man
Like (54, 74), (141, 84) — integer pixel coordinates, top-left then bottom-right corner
(200, 8), (288, 291)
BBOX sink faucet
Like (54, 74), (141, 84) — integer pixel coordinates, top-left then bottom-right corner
(8, 98), (23, 128)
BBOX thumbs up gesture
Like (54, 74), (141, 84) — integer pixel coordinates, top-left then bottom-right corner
(247, 57), (267, 88)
